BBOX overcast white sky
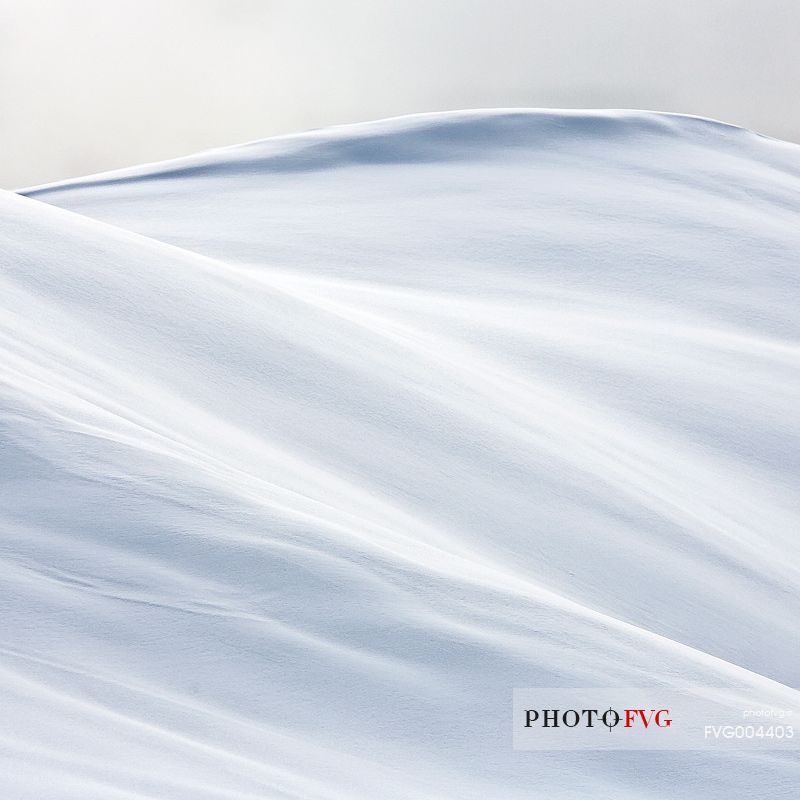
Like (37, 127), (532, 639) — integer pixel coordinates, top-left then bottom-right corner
(2, 0), (798, 188)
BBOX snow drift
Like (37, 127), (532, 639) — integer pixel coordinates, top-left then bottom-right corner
(2, 109), (799, 798)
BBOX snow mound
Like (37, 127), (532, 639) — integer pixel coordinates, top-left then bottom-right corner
(3, 110), (800, 798)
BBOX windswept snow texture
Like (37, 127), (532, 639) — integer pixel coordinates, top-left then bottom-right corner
(3, 109), (800, 798)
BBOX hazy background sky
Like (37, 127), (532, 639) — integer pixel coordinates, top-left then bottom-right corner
(2, 0), (798, 188)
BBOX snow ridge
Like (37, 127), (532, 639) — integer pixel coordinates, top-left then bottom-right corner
(2, 110), (800, 799)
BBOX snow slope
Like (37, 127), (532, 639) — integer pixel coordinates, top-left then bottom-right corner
(2, 109), (800, 798)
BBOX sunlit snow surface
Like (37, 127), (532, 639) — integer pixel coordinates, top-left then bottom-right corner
(3, 110), (800, 798)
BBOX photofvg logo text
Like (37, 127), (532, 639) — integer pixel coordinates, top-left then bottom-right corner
(513, 689), (799, 751)
(524, 707), (672, 730)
